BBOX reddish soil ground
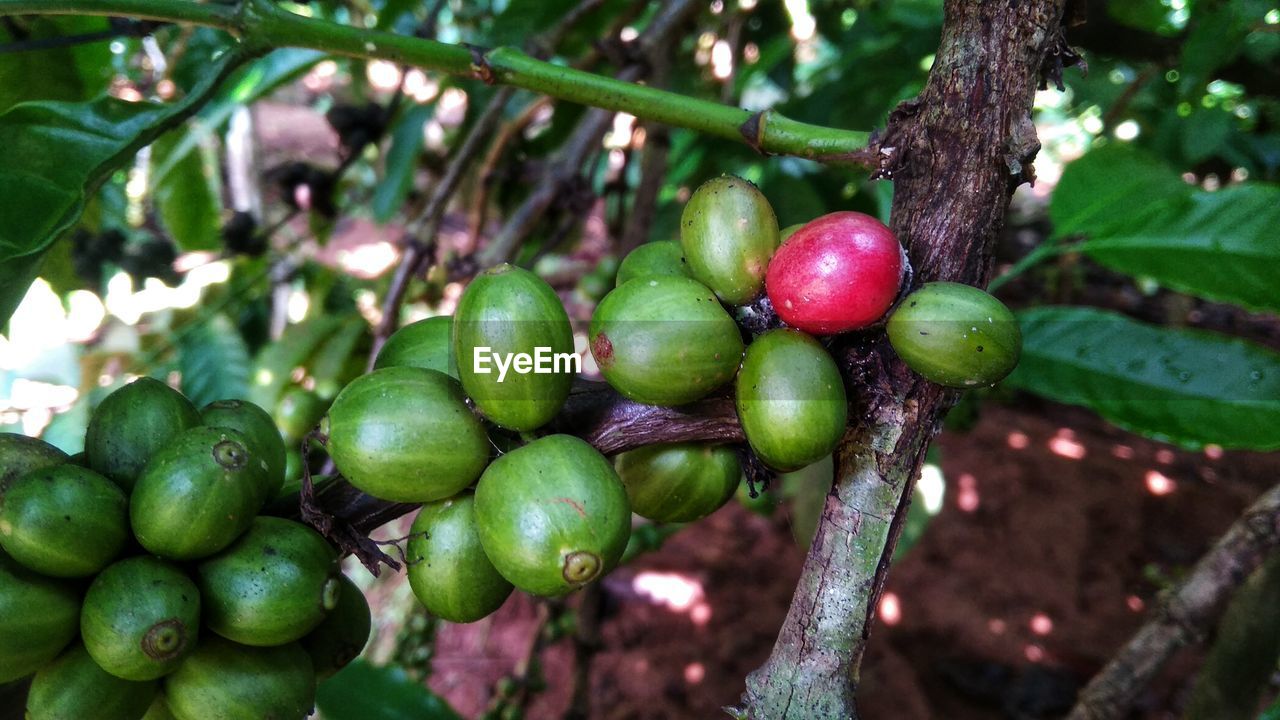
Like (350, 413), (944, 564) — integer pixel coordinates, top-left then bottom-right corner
(424, 400), (1280, 720)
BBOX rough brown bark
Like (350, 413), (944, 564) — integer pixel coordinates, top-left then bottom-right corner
(740, 2), (1068, 717)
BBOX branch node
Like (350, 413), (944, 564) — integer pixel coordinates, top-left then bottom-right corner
(737, 111), (769, 155)
(466, 43), (497, 84)
(1039, 26), (1087, 91)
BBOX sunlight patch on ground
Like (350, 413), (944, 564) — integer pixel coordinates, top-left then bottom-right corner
(1029, 612), (1053, 636)
(878, 592), (902, 626)
(1144, 470), (1176, 496)
(1048, 429), (1086, 460)
(632, 571), (712, 626)
(956, 473), (979, 513)
(917, 463), (946, 515)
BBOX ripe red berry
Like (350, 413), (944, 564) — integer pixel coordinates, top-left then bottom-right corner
(765, 211), (904, 335)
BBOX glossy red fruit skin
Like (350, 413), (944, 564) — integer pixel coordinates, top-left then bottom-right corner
(765, 211), (904, 335)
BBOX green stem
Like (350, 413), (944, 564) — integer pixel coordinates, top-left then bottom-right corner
(0, 0), (870, 162)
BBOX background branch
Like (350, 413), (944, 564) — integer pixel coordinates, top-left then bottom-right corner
(476, 0), (700, 266)
(1066, 483), (1280, 720)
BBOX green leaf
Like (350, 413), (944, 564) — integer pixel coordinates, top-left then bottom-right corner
(316, 660), (461, 720)
(1181, 4), (1250, 92)
(151, 131), (224, 251)
(308, 315), (370, 399)
(248, 315), (346, 409)
(1261, 697), (1280, 720)
(1007, 307), (1280, 451)
(373, 104), (432, 223)
(178, 314), (251, 407)
(1049, 144), (1192, 239)
(1107, 0), (1175, 35)
(0, 17), (114, 112)
(0, 50), (246, 328)
(1181, 106), (1234, 164)
(1080, 183), (1280, 313)
(375, 0), (420, 31)
(1, 254), (47, 331)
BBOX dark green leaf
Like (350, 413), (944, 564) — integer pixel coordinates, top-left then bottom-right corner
(308, 315), (370, 399)
(1181, 5), (1250, 92)
(1080, 183), (1280, 313)
(316, 660), (461, 720)
(373, 104), (432, 223)
(1049, 144), (1192, 239)
(483, 0), (589, 48)
(37, 233), (83, 297)
(1107, 0), (1175, 35)
(0, 51), (245, 327)
(248, 315), (346, 409)
(1181, 106), (1233, 164)
(2, 254), (47, 331)
(1007, 307), (1280, 451)
(375, 0), (420, 31)
(178, 314), (251, 407)
(151, 131), (223, 251)
(0, 17), (113, 112)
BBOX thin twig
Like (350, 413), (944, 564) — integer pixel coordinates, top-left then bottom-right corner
(369, 87), (517, 365)
(476, 0), (701, 266)
(565, 583), (605, 720)
(1101, 65), (1157, 133)
(1067, 483), (1280, 720)
(467, 96), (550, 251)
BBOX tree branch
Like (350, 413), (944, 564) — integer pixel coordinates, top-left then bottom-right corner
(739, 2), (1069, 717)
(300, 379), (741, 539)
(1066, 483), (1280, 720)
(2, 0), (870, 163)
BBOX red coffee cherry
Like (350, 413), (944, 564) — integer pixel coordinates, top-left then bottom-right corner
(765, 211), (905, 335)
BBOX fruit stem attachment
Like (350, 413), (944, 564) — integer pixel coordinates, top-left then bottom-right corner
(562, 551), (602, 585)
(142, 620), (187, 660)
(0, 0), (872, 164)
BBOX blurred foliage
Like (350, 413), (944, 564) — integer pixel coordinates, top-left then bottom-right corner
(1185, 556), (1280, 720)
(316, 659), (461, 720)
